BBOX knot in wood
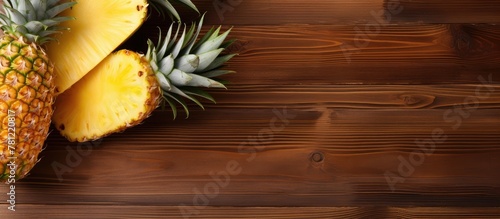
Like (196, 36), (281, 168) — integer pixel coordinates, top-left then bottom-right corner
(310, 151), (325, 163)
(400, 94), (435, 108)
(401, 94), (420, 106)
(225, 40), (250, 54)
(449, 24), (473, 57)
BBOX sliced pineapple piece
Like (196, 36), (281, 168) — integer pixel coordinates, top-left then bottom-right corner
(52, 50), (161, 142)
(53, 17), (236, 142)
(46, 0), (148, 94)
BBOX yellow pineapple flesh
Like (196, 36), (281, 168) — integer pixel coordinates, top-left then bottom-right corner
(46, 0), (148, 94)
(53, 17), (236, 143)
(52, 50), (161, 142)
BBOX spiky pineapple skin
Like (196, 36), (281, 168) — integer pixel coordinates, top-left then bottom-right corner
(53, 50), (161, 142)
(0, 35), (55, 180)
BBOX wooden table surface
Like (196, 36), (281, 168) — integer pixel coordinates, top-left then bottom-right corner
(2, 0), (500, 218)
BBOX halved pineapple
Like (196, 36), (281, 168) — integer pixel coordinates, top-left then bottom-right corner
(46, 0), (148, 94)
(52, 50), (161, 142)
(53, 17), (235, 142)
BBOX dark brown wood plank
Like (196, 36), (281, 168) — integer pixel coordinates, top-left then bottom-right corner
(223, 24), (500, 85)
(1, 0), (500, 218)
(392, 207), (500, 218)
(179, 0), (500, 24)
(126, 24), (500, 85)
(387, 0), (500, 24)
(0, 108), (497, 206)
(187, 0), (382, 25)
(0, 206), (499, 219)
(210, 84), (500, 109)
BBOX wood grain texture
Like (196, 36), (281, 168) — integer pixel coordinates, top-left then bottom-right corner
(2, 0), (500, 218)
(0, 107), (498, 208)
(210, 84), (500, 108)
(126, 24), (500, 85)
(1, 206), (499, 219)
(180, 0), (500, 24)
(224, 24), (500, 85)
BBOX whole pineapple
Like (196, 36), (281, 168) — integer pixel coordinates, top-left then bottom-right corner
(53, 15), (236, 142)
(0, 0), (75, 181)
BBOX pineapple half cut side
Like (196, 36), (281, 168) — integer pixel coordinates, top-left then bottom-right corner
(46, 0), (201, 94)
(53, 16), (236, 142)
(46, 0), (148, 94)
(53, 50), (161, 142)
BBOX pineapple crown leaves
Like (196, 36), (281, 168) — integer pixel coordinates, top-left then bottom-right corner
(0, 0), (76, 44)
(145, 14), (237, 119)
(149, 0), (199, 21)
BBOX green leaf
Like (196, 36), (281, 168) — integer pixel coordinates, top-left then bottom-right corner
(42, 16), (75, 27)
(146, 39), (155, 63)
(46, 2), (77, 18)
(184, 73), (227, 88)
(200, 70), (236, 78)
(182, 13), (205, 55)
(47, 0), (60, 8)
(20, 0), (36, 21)
(182, 22), (196, 48)
(6, 0), (17, 8)
(175, 54), (199, 72)
(168, 69), (193, 86)
(194, 28), (232, 55)
(156, 73), (172, 91)
(193, 26), (216, 51)
(182, 87), (216, 103)
(149, 0), (199, 20)
(17, 0), (28, 17)
(201, 54), (237, 72)
(159, 54), (175, 75)
(212, 78), (231, 85)
(175, 0), (199, 13)
(5, 6), (28, 24)
(168, 23), (182, 51)
(24, 21), (45, 34)
(208, 26), (221, 41)
(164, 93), (190, 118)
(32, 0), (45, 20)
(171, 25), (186, 58)
(220, 39), (237, 49)
(156, 25), (172, 59)
(170, 86), (205, 110)
(0, 14), (12, 27)
(163, 95), (178, 119)
(149, 0), (181, 21)
(15, 25), (28, 35)
(38, 30), (62, 37)
(196, 48), (224, 71)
